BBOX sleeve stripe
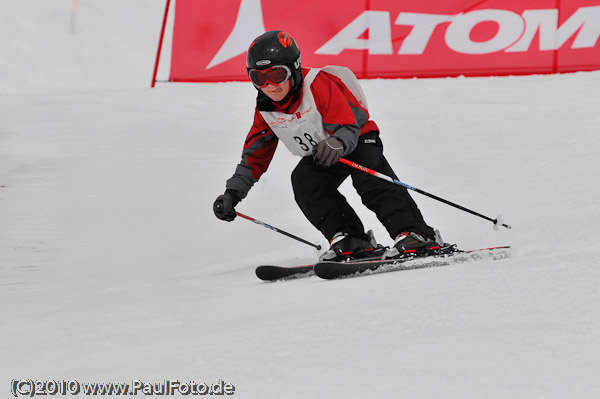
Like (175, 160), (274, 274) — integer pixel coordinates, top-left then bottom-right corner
(245, 129), (270, 146)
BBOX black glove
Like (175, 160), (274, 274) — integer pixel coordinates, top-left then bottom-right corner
(213, 190), (241, 221)
(313, 136), (344, 167)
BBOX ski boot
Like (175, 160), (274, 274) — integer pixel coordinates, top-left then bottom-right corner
(319, 230), (385, 262)
(384, 230), (457, 259)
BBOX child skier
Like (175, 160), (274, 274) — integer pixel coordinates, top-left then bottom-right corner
(213, 30), (443, 261)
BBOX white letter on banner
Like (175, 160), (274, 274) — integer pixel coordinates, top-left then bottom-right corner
(507, 7), (600, 52)
(395, 13), (456, 54)
(315, 11), (392, 55)
(445, 10), (524, 54)
(505, 9), (559, 52)
(571, 6), (600, 49)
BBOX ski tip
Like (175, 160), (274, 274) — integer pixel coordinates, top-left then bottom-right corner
(255, 265), (277, 281)
(255, 265), (314, 281)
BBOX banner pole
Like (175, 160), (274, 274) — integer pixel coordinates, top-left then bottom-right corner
(70, 0), (78, 33)
(151, 0), (171, 88)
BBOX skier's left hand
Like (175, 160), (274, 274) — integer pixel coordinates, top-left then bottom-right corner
(213, 190), (240, 222)
(313, 136), (344, 167)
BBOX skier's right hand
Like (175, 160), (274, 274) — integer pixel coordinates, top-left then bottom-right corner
(213, 191), (241, 222)
(313, 136), (344, 168)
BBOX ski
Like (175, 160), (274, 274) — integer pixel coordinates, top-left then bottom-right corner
(255, 265), (315, 281)
(255, 246), (388, 281)
(313, 246), (511, 280)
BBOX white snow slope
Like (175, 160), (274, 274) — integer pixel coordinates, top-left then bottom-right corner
(1, 1), (599, 398)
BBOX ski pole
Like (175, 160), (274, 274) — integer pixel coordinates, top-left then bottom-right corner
(235, 212), (322, 250)
(338, 158), (512, 230)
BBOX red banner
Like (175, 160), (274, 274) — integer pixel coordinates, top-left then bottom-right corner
(169, 0), (600, 81)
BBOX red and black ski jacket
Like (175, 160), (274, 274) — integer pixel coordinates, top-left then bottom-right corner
(226, 67), (379, 199)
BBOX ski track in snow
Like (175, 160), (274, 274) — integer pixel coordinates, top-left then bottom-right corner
(1, 2), (600, 398)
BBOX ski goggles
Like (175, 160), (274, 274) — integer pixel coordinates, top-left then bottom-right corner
(248, 65), (292, 88)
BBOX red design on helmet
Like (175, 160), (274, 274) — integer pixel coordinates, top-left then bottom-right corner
(277, 31), (293, 48)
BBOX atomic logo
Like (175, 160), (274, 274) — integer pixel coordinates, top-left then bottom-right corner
(204, 1), (600, 71)
(207, 0), (266, 69)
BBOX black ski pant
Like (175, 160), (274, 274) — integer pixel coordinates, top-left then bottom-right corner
(291, 132), (435, 242)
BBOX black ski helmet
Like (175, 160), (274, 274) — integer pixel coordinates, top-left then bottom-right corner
(246, 31), (302, 91)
